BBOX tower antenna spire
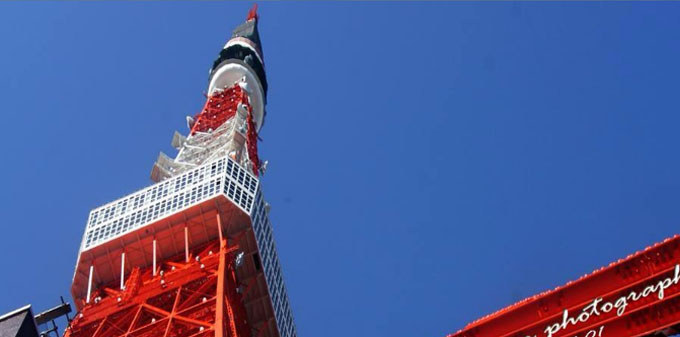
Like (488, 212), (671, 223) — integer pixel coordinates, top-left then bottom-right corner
(247, 3), (258, 21)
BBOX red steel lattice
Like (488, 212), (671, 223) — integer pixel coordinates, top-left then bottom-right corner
(190, 85), (249, 136)
(65, 237), (250, 337)
(190, 84), (259, 176)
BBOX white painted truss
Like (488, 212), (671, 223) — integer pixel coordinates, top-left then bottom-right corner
(151, 80), (258, 183)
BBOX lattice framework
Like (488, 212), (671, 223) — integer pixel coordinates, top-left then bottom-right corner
(66, 216), (260, 337)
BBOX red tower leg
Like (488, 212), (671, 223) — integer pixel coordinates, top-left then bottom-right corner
(65, 231), (250, 337)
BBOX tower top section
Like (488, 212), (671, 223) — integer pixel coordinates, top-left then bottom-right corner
(208, 3), (268, 131)
(151, 5), (269, 182)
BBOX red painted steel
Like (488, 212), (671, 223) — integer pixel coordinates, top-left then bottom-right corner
(245, 105), (260, 176)
(65, 235), (250, 337)
(247, 4), (258, 22)
(190, 85), (250, 136)
(448, 235), (680, 337)
(189, 83), (259, 175)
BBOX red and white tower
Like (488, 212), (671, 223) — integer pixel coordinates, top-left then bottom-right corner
(65, 6), (297, 337)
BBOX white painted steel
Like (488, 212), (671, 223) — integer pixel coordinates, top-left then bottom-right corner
(82, 157), (257, 251)
(86, 265), (93, 304)
(120, 252), (125, 290)
(152, 239), (157, 276)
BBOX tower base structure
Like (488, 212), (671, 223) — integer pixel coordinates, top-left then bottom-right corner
(68, 171), (291, 337)
(66, 214), (270, 337)
(65, 236), (247, 337)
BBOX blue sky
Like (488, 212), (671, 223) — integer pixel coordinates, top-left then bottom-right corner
(1, 2), (680, 337)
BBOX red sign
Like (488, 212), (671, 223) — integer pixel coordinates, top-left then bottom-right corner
(448, 235), (680, 337)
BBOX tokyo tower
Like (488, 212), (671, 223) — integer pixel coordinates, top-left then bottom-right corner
(64, 6), (296, 337)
